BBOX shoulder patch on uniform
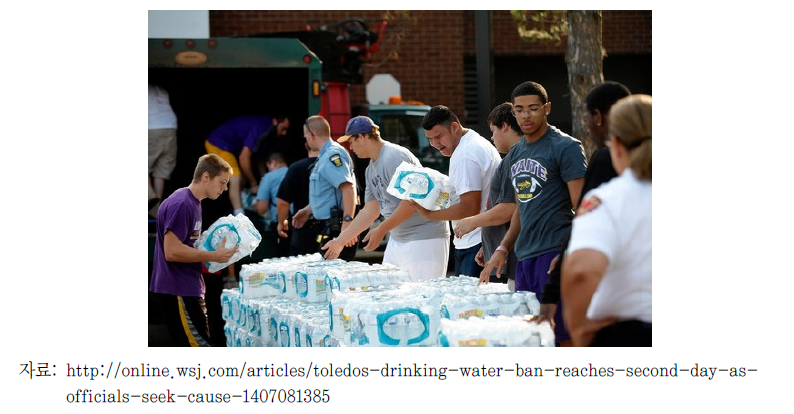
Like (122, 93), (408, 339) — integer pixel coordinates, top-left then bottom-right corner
(576, 196), (602, 217)
(329, 153), (343, 167)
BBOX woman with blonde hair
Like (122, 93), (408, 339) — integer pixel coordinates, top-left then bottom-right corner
(561, 94), (652, 346)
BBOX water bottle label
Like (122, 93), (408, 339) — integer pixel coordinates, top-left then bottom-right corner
(279, 322), (290, 347)
(296, 272), (308, 297)
(376, 307), (430, 346)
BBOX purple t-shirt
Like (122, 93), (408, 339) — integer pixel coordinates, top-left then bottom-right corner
(206, 115), (273, 155)
(149, 187), (205, 297)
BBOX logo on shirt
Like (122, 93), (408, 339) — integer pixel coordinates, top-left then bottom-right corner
(191, 221), (202, 239)
(329, 154), (343, 167)
(576, 196), (602, 217)
(511, 158), (547, 203)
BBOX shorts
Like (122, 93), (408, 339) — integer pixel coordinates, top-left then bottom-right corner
(148, 128), (177, 179)
(515, 252), (570, 344)
(384, 237), (449, 281)
(205, 140), (240, 177)
(454, 243), (483, 277)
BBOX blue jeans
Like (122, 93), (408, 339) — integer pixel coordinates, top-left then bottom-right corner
(454, 243), (483, 277)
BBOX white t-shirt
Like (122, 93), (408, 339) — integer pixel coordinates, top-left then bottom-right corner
(148, 85), (177, 130)
(448, 129), (502, 249)
(567, 168), (652, 323)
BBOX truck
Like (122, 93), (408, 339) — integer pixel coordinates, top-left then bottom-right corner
(148, 19), (447, 222)
(149, 20), (452, 256)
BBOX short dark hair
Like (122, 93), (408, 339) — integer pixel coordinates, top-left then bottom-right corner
(487, 102), (521, 135)
(273, 112), (289, 123)
(511, 81), (548, 104)
(422, 105), (460, 130)
(585, 81), (631, 115)
(193, 154), (232, 182)
(267, 151), (286, 165)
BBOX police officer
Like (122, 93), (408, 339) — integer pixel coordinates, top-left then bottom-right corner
(291, 115), (358, 260)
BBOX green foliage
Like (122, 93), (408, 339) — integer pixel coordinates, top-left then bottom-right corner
(510, 10), (569, 44)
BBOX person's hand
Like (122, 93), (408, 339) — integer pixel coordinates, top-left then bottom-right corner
(213, 237), (239, 263)
(474, 246), (485, 267)
(277, 219), (289, 238)
(570, 317), (619, 347)
(479, 249), (507, 285)
(454, 217), (477, 239)
(249, 184), (259, 196)
(408, 200), (432, 219)
(478, 268), (491, 286)
(320, 237), (345, 260)
(524, 304), (557, 330)
(292, 207), (310, 229)
(344, 235), (358, 248)
(547, 254), (560, 274)
(362, 226), (386, 251)
(338, 221), (358, 247)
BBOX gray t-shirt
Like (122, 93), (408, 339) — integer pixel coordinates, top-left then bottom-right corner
(481, 154), (518, 279)
(506, 125), (587, 260)
(365, 141), (450, 242)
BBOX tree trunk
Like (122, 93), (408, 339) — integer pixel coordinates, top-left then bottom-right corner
(566, 11), (604, 158)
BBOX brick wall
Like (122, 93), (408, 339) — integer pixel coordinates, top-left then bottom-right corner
(211, 10), (466, 115)
(465, 10), (651, 56)
(209, 10), (650, 115)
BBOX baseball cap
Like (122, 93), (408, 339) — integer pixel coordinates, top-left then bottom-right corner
(338, 116), (377, 142)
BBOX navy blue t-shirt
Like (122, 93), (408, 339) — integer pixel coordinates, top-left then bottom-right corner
(507, 125), (586, 260)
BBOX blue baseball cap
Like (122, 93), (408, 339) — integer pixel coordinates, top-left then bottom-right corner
(338, 116), (377, 142)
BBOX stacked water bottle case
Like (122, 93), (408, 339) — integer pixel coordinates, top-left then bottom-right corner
(222, 253), (554, 347)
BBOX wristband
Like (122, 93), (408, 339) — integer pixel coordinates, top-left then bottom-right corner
(495, 245), (509, 255)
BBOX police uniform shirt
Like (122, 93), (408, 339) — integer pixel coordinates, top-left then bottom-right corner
(309, 139), (355, 220)
(567, 168), (652, 323)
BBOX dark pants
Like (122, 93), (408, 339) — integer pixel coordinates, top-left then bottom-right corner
(153, 293), (211, 347)
(266, 229), (290, 258)
(203, 273), (226, 347)
(454, 243), (483, 277)
(317, 223), (357, 261)
(291, 244), (319, 256)
(591, 320), (652, 347)
(289, 219), (322, 256)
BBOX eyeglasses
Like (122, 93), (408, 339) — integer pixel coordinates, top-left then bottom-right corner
(511, 102), (548, 118)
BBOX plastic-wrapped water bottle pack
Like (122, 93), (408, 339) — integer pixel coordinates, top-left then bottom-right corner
(339, 293), (442, 347)
(328, 286), (402, 345)
(439, 291), (541, 320)
(223, 270), (552, 347)
(386, 161), (453, 210)
(222, 290), (336, 348)
(293, 259), (357, 303)
(239, 253), (324, 298)
(195, 213), (263, 273)
(438, 316), (555, 347)
(325, 264), (411, 298)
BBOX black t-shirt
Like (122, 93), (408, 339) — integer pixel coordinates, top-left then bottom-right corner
(277, 157), (317, 249)
(255, 127), (308, 166)
(581, 147), (618, 202)
(542, 147), (618, 304)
